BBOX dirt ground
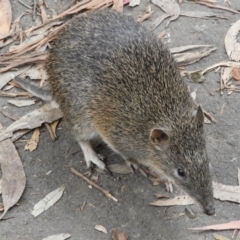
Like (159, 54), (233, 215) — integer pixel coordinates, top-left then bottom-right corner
(1, 0), (240, 239)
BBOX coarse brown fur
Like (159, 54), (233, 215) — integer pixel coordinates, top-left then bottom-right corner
(46, 9), (214, 215)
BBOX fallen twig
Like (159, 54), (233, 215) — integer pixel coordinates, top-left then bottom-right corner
(71, 167), (118, 202)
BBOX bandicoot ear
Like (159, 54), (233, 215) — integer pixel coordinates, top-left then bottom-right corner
(195, 105), (204, 126)
(150, 128), (169, 148)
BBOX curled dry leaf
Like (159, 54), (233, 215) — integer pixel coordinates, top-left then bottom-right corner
(0, 0), (12, 38)
(137, 5), (153, 23)
(31, 185), (65, 217)
(95, 225), (108, 234)
(0, 123), (26, 220)
(42, 233), (71, 240)
(112, 228), (128, 240)
(150, 195), (195, 207)
(24, 128), (40, 152)
(225, 19), (240, 62)
(46, 120), (59, 140)
(0, 102), (63, 142)
(155, 193), (170, 199)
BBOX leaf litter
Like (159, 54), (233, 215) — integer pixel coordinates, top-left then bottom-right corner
(151, 0), (180, 27)
(8, 99), (36, 107)
(31, 185), (65, 217)
(41, 233), (71, 240)
(0, 0), (240, 236)
(225, 19), (240, 62)
(95, 225), (108, 234)
(0, 123), (26, 220)
(24, 128), (40, 152)
(0, 0), (12, 39)
(0, 102), (63, 142)
(112, 228), (129, 240)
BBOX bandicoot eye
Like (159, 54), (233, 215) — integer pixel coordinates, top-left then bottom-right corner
(177, 168), (185, 177)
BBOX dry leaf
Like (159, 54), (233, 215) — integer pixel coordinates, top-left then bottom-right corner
(213, 233), (230, 240)
(31, 185), (65, 217)
(0, 90), (32, 98)
(193, 1), (239, 14)
(151, 0), (180, 26)
(42, 233), (71, 240)
(0, 123), (26, 220)
(225, 19), (240, 62)
(233, 67), (240, 80)
(24, 128), (40, 152)
(155, 193), (170, 199)
(203, 61), (240, 74)
(150, 195), (195, 207)
(151, 13), (170, 30)
(170, 45), (216, 66)
(45, 123), (56, 140)
(0, 102), (63, 142)
(12, 129), (31, 142)
(0, 66), (30, 89)
(95, 225), (108, 234)
(180, 11), (225, 19)
(137, 5), (153, 22)
(112, 228), (128, 240)
(20, 64), (47, 80)
(0, 0), (12, 38)
(50, 120), (59, 139)
(1, 110), (20, 121)
(37, 0), (48, 23)
(129, 0), (141, 7)
(8, 99), (36, 107)
(189, 220), (240, 231)
(112, 0), (123, 12)
(213, 180), (240, 204)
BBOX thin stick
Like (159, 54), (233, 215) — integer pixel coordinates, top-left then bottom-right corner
(33, 0), (37, 20)
(19, 0), (32, 9)
(71, 167), (118, 202)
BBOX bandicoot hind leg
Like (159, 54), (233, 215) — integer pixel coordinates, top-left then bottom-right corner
(79, 141), (105, 169)
(78, 140), (112, 174)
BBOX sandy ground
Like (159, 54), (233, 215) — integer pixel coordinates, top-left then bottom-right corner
(1, 0), (240, 239)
